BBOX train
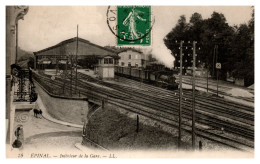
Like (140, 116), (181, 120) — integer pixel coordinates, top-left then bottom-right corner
(115, 66), (179, 90)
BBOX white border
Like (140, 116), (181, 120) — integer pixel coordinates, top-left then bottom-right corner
(1, 0), (259, 164)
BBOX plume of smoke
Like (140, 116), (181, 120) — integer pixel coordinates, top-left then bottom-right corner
(151, 44), (175, 68)
(141, 45), (175, 68)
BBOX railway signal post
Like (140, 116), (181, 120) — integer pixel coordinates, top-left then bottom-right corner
(178, 40), (183, 149)
(216, 62), (221, 96)
(192, 41), (197, 150)
(176, 40), (198, 150)
(214, 44), (219, 96)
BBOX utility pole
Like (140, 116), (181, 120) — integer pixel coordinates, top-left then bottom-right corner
(70, 55), (73, 97)
(216, 45), (219, 96)
(192, 41), (197, 150)
(213, 45), (216, 78)
(75, 25), (78, 93)
(207, 68), (209, 92)
(178, 40), (183, 149)
(15, 22), (18, 64)
(136, 115), (139, 133)
(217, 69), (219, 96)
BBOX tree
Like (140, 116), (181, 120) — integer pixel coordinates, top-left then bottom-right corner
(230, 8), (254, 86)
(164, 15), (190, 70)
(190, 12), (202, 25)
(164, 15), (188, 44)
(198, 12), (235, 79)
(164, 12), (235, 80)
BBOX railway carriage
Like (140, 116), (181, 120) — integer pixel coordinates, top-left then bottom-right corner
(131, 68), (141, 79)
(115, 66), (178, 90)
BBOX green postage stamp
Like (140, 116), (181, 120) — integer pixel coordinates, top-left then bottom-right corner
(107, 6), (152, 46)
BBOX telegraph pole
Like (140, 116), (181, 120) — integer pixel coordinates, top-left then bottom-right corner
(15, 22), (18, 64)
(75, 25), (78, 93)
(192, 41), (197, 149)
(207, 68), (209, 92)
(178, 40), (183, 149)
(213, 45), (216, 78)
(70, 55), (73, 97)
(216, 45), (219, 96)
(217, 69), (219, 96)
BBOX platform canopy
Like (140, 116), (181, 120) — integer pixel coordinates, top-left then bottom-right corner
(38, 57), (51, 64)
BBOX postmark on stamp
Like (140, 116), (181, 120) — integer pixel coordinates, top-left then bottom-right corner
(107, 6), (153, 46)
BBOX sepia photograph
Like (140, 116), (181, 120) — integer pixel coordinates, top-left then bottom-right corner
(4, 3), (256, 159)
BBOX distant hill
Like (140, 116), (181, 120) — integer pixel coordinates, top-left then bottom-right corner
(17, 47), (34, 68)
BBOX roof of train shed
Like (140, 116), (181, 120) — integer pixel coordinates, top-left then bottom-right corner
(33, 37), (118, 58)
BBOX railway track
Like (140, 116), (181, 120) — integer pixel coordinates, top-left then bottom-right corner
(175, 76), (254, 103)
(97, 82), (254, 140)
(82, 73), (254, 122)
(77, 73), (254, 138)
(116, 75), (254, 113)
(119, 73), (254, 109)
(108, 100), (253, 151)
(33, 72), (254, 151)
(110, 77), (254, 135)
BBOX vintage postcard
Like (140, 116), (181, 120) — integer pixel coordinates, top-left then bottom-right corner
(5, 5), (254, 158)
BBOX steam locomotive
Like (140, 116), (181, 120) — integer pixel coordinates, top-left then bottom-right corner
(115, 66), (178, 90)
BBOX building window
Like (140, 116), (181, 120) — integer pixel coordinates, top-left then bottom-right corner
(135, 63), (138, 67)
(141, 59), (145, 66)
(128, 62), (131, 67)
(104, 58), (109, 64)
(121, 62), (125, 66)
(109, 58), (113, 64)
(129, 54), (131, 59)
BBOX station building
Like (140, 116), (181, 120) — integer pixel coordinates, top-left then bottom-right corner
(118, 49), (147, 68)
(33, 37), (119, 79)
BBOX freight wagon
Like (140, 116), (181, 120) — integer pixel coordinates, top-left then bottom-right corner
(115, 66), (178, 90)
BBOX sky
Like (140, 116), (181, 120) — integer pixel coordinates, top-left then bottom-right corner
(18, 6), (253, 67)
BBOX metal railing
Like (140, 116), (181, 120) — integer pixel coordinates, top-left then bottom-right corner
(13, 69), (37, 102)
